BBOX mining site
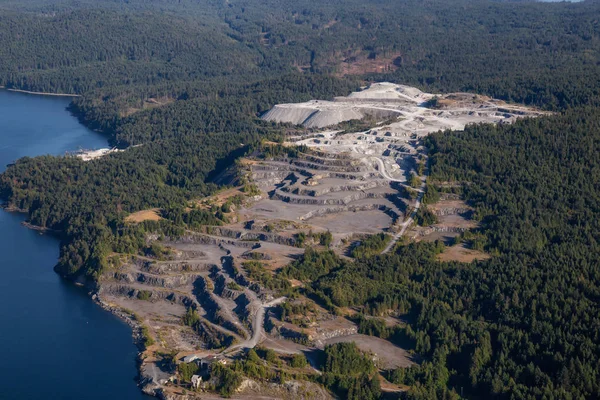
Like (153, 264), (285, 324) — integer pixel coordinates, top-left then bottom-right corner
(97, 83), (544, 399)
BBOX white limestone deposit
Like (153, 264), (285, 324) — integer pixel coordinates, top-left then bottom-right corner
(262, 82), (546, 130)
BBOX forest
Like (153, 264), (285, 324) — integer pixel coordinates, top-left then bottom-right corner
(1, 0), (600, 398)
(283, 108), (600, 398)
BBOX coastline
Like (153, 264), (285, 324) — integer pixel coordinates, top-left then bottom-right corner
(20, 221), (53, 233)
(92, 293), (145, 351)
(0, 205), (61, 233)
(5, 206), (160, 397)
(0, 204), (26, 213)
(92, 293), (157, 396)
(0, 90), (155, 400)
(92, 291), (176, 399)
(5, 197), (164, 398)
(1, 87), (80, 97)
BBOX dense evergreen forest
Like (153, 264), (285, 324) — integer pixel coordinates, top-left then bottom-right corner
(2, 0), (600, 398)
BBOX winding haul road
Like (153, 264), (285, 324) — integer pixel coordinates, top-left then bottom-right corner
(382, 167), (427, 254)
(369, 156), (405, 183)
(224, 296), (287, 354)
(382, 192), (423, 254)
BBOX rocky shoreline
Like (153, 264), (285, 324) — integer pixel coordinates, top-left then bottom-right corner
(91, 292), (198, 400)
(1, 204), (28, 213)
(4, 87), (81, 97)
(1, 201), (164, 398)
(91, 292), (164, 398)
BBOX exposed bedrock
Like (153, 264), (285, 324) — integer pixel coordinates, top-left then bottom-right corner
(496, 107), (530, 116)
(327, 171), (378, 180)
(192, 277), (223, 319)
(141, 261), (214, 275)
(99, 284), (196, 307)
(251, 164), (312, 177)
(360, 107), (403, 120)
(233, 293), (253, 328)
(195, 319), (237, 350)
(171, 233), (257, 249)
(312, 327), (359, 347)
(419, 226), (469, 236)
(211, 273), (228, 296)
(432, 207), (472, 216)
(296, 153), (360, 168)
(306, 149), (355, 160)
(250, 163), (293, 172)
(272, 189), (387, 206)
(250, 173), (298, 187)
(172, 250), (207, 260)
(206, 226), (297, 247)
(235, 274), (251, 288)
(113, 271), (198, 289)
(299, 203), (400, 221)
(211, 271), (242, 300)
(251, 164), (377, 182)
(261, 157), (366, 174)
(192, 277), (247, 338)
(283, 180), (388, 197)
(220, 255), (239, 281)
(241, 251), (273, 261)
(290, 159), (363, 173)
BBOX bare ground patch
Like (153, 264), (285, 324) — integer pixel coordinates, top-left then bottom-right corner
(437, 214), (478, 229)
(336, 51), (402, 76)
(307, 209), (393, 234)
(125, 208), (162, 223)
(427, 199), (472, 214)
(379, 374), (408, 393)
(410, 199), (478, 243)
(195, 186), (245, 208)
(323, 334), (414, 369)
(437, 243), (490, 263)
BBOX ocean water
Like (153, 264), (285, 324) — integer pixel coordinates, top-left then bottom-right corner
(0, 90), (151, 400)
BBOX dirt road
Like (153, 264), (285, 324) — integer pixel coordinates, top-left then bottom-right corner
(225, 296), (286, 354)
(382, 178), (426, 254)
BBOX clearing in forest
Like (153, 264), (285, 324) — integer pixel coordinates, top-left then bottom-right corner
(125, 209), (162, 223)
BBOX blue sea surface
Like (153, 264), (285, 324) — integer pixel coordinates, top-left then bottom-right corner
(0, 90), (151, 400)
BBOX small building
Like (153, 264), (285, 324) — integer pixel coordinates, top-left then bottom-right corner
(191, 375), (202, 389)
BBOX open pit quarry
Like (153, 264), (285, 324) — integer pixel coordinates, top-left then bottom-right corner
(262, 81), (544, 130)
(98, 83), (544, 398)
(253, 82), (546, 242)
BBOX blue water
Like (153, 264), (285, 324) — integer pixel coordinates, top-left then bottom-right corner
(0, 90), (151, 400)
